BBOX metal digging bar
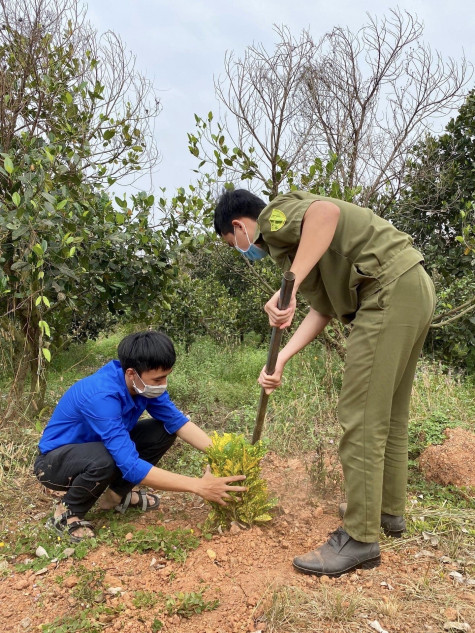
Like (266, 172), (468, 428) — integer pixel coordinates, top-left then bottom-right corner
(251, 271), (296, 444)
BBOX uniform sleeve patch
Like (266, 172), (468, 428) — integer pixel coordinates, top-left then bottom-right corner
(269, 208), (286, 232)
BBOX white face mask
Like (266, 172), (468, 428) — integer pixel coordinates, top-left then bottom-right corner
(132, 371), (167, 399)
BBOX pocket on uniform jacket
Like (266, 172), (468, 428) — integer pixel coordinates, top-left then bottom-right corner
(352, 265), (380, 310)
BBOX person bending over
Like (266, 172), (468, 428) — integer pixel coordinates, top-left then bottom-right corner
(214, 189), (435, 577)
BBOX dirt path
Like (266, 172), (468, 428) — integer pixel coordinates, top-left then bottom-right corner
(1, 453), (474, 633)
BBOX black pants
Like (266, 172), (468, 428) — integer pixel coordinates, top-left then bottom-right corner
(34, 418), (176, 518)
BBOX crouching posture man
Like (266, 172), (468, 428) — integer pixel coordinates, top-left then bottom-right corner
(34, 330), (246, 541)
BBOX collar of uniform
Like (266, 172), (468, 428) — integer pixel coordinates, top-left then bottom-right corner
(253, 222), (262, 243)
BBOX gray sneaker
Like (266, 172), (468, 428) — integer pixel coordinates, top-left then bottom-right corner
(338, 503), (406, 538)
(293, 527), (380, 577)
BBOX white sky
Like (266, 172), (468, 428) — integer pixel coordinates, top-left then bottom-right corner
(86, 0), (475, 195)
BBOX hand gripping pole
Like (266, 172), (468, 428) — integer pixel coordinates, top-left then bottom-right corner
(251, 271), (296, 444)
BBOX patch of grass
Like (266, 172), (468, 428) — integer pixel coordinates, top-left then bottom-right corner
(132, 589), (160, 609)
(0, 519), (97, 572)
(169, 337), (342, 457)
(259, 579), (475, 633)
(95, 516), (200, 562)
(408, 410), (459, 460)
(410, 363), (474, 440)
(262, 345), (341, 455)
(165, 589), (219, 618)
(71, 565), (106, 606)
(406, 506), (475, 563)
(40, 604), (123, 633)
(170, 337), (266, 416)
(260, 585), (376, 632)
(408, 469), (473, 508)
(160, 440), (204, 477)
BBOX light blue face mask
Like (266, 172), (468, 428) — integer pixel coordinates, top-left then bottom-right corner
(234, 225), (268, 261)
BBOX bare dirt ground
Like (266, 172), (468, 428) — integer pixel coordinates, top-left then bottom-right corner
(419, 427), (475, 490)
(1, 449), (474, 633)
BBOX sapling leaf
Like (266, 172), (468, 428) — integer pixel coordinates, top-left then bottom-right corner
(204, 432), (277, 530)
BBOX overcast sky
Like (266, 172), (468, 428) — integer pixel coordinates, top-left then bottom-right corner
(86, 0), (475, 195)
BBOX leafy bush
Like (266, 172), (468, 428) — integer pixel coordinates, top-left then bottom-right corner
(408, 410), (459, 460)
(165, 590), (219, 618)
(107, 522), (199, 562)
(204, 432), (277, 529)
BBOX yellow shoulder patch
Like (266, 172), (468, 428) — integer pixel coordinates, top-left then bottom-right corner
(269, 208), (286, 232)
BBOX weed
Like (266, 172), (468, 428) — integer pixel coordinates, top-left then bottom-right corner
(132, 589), (160, 609)
(165, 589), (219, 618)
(97, 517), (200, 562)
(71, 565), (106, 606)
(204, 432), (277, 529)
(40, 604), (122, 633)
(406, 506), (475, 563)
(306, 436), (343, 495)
(0, 520), (97, 572)
(151, 619), (163, 632)
(408, 410), (459, 459)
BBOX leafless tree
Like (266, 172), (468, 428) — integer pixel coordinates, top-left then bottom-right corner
(211, 26), (317, 198)
(303, 9), (471, 212)
(205, 10), (471, 211)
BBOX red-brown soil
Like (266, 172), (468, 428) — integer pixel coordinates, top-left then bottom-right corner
(419, 427), (475, 490)
(1, 451), (474, 633)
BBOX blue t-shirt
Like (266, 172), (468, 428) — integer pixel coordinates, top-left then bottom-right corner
(38, 360), (189, 484)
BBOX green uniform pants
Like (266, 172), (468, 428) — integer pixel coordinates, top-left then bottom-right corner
(339, 263), (436, 542)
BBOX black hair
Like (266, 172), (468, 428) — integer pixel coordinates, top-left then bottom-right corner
(117, 330), (176, 374)
(214, 189), (266, 235)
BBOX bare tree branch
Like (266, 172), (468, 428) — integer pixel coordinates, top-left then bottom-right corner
(302, 9), (472, 210)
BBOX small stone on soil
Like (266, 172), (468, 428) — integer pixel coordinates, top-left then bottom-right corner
(35, 546), (48, 558)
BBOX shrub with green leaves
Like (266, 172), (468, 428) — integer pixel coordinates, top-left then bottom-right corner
(408, 411), (459, 460)
(165, 590), (219, 619)
(204, 432), (277, 529)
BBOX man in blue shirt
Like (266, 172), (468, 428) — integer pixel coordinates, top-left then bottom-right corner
(34, 330), (247, 541)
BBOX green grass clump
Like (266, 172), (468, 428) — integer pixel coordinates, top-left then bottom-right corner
(165, 589), (219, 618)
(71, 565), (106, 606)
(99, 520), (200, 562)
(40, 605), (122, 633)
(132, 589), (160, 609)
(204, 432), (277, 530)
(1, 519), (96, 572)
(408, 410), (460, 460)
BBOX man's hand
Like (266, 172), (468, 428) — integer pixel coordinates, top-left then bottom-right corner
(258, 355), (286, 394)
(265, 290), (297, 329)
(195, 466), (247, 506)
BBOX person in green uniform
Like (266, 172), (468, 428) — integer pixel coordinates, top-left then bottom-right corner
(214, 189), (436, 577)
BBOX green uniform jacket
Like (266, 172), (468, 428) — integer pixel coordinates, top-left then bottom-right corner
(256, 192), (424, 324)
